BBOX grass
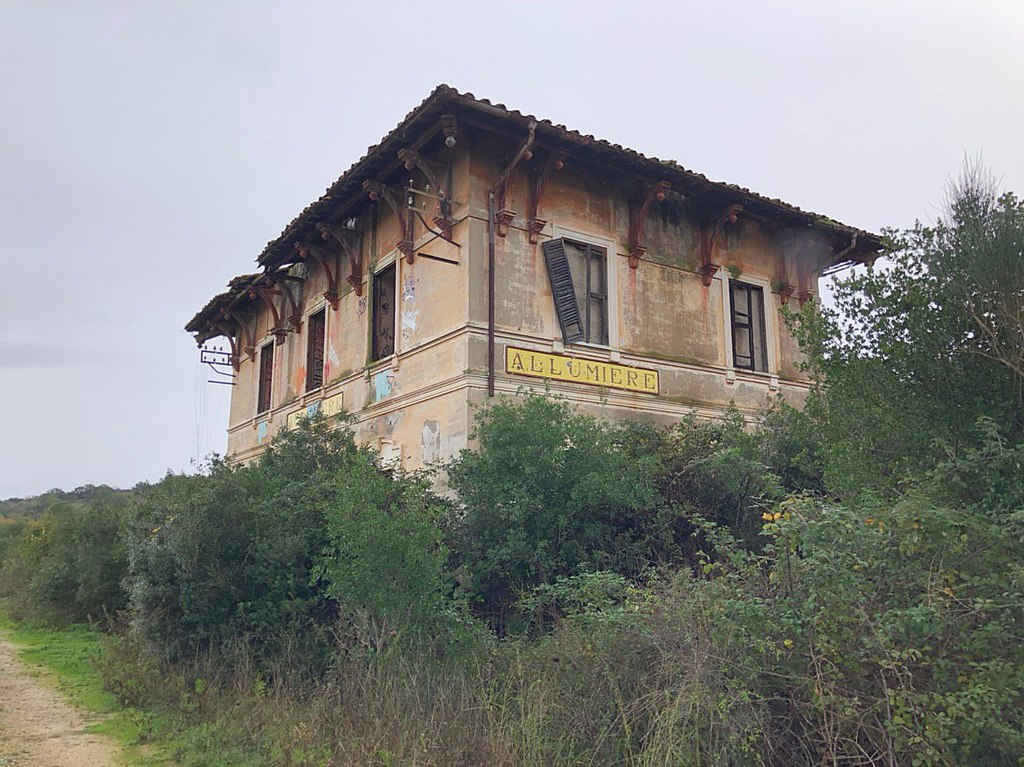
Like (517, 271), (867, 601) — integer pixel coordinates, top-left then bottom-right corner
(0, 605), (232, 767)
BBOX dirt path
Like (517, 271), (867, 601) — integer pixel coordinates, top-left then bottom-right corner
(0, 633), (123, 767)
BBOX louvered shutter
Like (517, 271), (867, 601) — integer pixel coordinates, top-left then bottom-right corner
(542, 238), (585, 343)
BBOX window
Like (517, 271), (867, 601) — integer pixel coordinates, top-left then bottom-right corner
(542, 238), (608, 345)
(257, 343), (274, 413)
(305, 308), (326, 391)
(371, 263), (396, 361)
(729, 280), (768, 372)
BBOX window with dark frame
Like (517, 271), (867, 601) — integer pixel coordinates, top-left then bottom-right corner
(257, 343), (274, 413)
(305, 308), (326, 392)
(729, 280), (769, 373)
(542, 238), (608, 345)
(371, 263), (397, 361)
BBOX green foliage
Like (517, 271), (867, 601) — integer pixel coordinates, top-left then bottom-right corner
(641, 408), (789, 549)
(789, 168), (1024, 499)
(124, 414), (465, 662)
(313, 444), (453, 634)
(124, 417), (351, 659)
(706, 485), (1024, 765)
(448, 395), (660, 622)
(0, 484), (127, 520)
(0, 492), (128, 624)
(6, 167), (1022, 766)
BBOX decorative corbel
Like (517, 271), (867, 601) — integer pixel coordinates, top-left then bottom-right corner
(363, 180), (413, 263)
(265, 272), (303, 331)
(795, 249), (816, 307)
(628, 181), (671, 268)
(526, 147), (568, 244)
(398, 148), (453, 240)
(248, 283), (287, 345)
(210, 321), (240, 371)
(317, 222), (364, 296)
(220, 310), (258, 365)
(697, 204), (743, 286)
(493, 121), (537, 237)
(772, 246), (796, 306)
(295, 241), (340, 309)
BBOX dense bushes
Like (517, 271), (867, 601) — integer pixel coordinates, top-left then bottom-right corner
(0, 488), (128, 624)
(3, 395), (1021, 765)
(2, 172), (1021, 765)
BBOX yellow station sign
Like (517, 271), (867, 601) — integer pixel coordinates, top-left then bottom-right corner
(286, 392), (345, 430)
(505, 347), (659, 394)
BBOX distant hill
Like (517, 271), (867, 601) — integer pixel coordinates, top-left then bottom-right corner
(0, 485), (130, 520)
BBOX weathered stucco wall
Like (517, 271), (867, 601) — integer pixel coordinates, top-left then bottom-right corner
(223, 136), (828, 470)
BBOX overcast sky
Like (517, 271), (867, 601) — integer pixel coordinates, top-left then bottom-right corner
(1, 1), (1022, 498)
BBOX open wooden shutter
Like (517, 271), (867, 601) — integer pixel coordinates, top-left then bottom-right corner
(542, 238), (584, 343)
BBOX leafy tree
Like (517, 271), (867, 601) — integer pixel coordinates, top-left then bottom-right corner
(792, 165), (1024, 499)
(0, 492), (128, 624)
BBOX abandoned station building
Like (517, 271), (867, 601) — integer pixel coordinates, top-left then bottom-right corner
(187, 86), (881, 469)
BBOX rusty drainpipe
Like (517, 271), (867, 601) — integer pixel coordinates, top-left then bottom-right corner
(486, 123), (536, 397)
(487, 190), (496, 396)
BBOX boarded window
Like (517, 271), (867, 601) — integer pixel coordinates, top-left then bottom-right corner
(372, 263), (396, 361)
(542, 238), (607, 345)
(257, 343), (274, 413)
(730, 280), (768, 372)
(305, 308), (326, 392)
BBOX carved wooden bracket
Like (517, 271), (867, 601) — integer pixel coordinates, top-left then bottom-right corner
(495, 209), (515, 238)
(249, 272), (303, 343)
(628, 181), (671, 268)
(526, 147), (568, 244)
(210, 321), (241, 371)
(295, 241), (340, 310)
(220, 310), (258, 366)
(697, 203), (743, 286)
(266, 272), (303, 331)
(249, 285), (287, 344)
(398, 148), (453, 240)
(493, 121), (537, 237)
(363, 180), (414, 263)
(317, 222), (364, 296)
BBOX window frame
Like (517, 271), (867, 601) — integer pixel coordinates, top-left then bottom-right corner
(256, 340), (275, 414)
(370, 257), (398, 363)
(304, 305), (327, 393)
(548, 226), (618, 349)
(723, 275), (777, 374)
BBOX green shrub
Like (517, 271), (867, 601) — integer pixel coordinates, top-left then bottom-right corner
(0, 491), (128, 624)
(448, 395), (661, 624)
(124, 417), (350, 660)
(313, 440), (458, 641)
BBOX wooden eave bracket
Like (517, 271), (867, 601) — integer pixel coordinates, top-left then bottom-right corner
(317, 223), (365, 297)
(219, 310), (258, 367)
(527, 147), (568, 244)
(363, 180), (413, 263)
(628, 181), (671, 268)
(493, 121), (537, 237)
(208, 322), (240, 370)
(249, 272), (303, 344)
(697, 203), (743, 285)
(295, 240), (341, 309)
(397, 148), (454, 240)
